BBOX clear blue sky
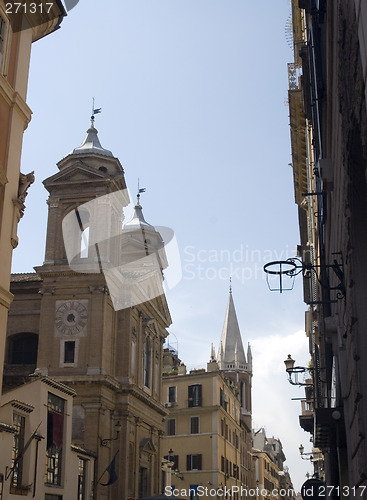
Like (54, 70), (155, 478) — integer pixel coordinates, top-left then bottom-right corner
(13, 0), (313, 489)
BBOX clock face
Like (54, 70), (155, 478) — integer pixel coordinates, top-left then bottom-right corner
(55, 301), (88, 336)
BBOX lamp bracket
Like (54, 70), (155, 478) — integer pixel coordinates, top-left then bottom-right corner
(263, 254), (345, 299)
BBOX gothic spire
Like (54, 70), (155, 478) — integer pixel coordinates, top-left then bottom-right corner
(217, 291), (246, 370)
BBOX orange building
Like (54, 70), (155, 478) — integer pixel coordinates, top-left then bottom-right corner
(0, 0), (66, 402)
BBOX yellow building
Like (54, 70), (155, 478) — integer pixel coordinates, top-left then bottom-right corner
(162, 366), (243, 498)
(162, 290), (255, 499)
(0, 375), (95, 499)
(253, 428), (290, 500)
(0, 0), (66, 405)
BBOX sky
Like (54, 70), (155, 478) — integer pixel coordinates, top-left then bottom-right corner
(12, 0), (314, 490)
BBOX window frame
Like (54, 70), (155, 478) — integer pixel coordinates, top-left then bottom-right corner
(166, 418), (176, 436)
(190, 416), (199, 434)
(45, 393), (65, 486)
(168, 386), (177, 403)
(188, 384), (202, 408)
(186, 454), (202, 471)
(60, 338), (79, 367)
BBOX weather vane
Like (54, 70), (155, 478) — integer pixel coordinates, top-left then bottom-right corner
(91, 97), (102, 124)
(137, 178), (146, 204)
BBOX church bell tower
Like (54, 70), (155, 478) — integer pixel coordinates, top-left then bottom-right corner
(7, 120), (172, 500)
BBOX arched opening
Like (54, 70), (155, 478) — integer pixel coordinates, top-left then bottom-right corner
(75, 208), (90, 259)
(7, 333), (38, 365)
(80, 226), (90, 258)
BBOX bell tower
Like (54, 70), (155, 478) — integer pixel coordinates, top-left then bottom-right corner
(216, 286), (253, 485)
(7, 121), (172, 500)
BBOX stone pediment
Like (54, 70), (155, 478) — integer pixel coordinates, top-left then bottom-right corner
(140, 438), (156, 454)
(44, 163), (109, 187)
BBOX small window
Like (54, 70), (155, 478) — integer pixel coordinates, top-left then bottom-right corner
(168, 386), (176, 403)
(167, 419), (176, 436)
(188, 384), (202, 407)
(78, 458), (87, 500)
(186, 454), (202, 471)
(190, 416), (199, 434)
(64, 341), (75, 363)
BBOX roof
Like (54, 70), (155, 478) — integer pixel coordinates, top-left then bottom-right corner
(11, 273), (42, 283)
(66, 122), (113, 158)
(124, 201), (155, 232)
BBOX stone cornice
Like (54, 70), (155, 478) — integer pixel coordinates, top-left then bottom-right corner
(0, 74), (32, 125)
(0, 285), (14, 309)
(118, 384), (168, 416)
(54, 375), (121, 392)
(40, 376), (77, 397)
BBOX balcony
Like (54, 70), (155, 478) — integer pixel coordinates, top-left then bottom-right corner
(299, 399), (314, 433)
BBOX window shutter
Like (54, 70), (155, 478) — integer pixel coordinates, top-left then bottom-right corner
(188, 386), (193, 407)
(197, 384), (202, 406)
(186, 455), (191, 471)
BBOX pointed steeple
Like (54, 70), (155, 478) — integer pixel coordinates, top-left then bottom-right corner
(67, 120), (113, 158)
(217, 291), (247, 370)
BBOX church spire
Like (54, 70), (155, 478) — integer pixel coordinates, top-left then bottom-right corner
(217, 290), (247, 370)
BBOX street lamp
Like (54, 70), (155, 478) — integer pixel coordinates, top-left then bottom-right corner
(299, 444), (313, 461)
(284, 354), (313, 386)
(167, 449), (183, 480)
(99, 421), (122, 446)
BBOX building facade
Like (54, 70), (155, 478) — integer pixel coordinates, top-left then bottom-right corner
(287, 0), (367, 493)
(4, 123), (172, 499)
(162, 365), (244, 498)
(0, 376), (95, 500)
(0, 0), (66, 408)
(253, 428), (293, 500)
(162, 291), (256, 498)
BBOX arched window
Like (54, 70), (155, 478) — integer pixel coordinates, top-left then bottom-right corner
(7, 333), (38, 365)
(80, 226), (90, 258)
(75, 208), (90, 259)
(143, 337), (152, 388)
